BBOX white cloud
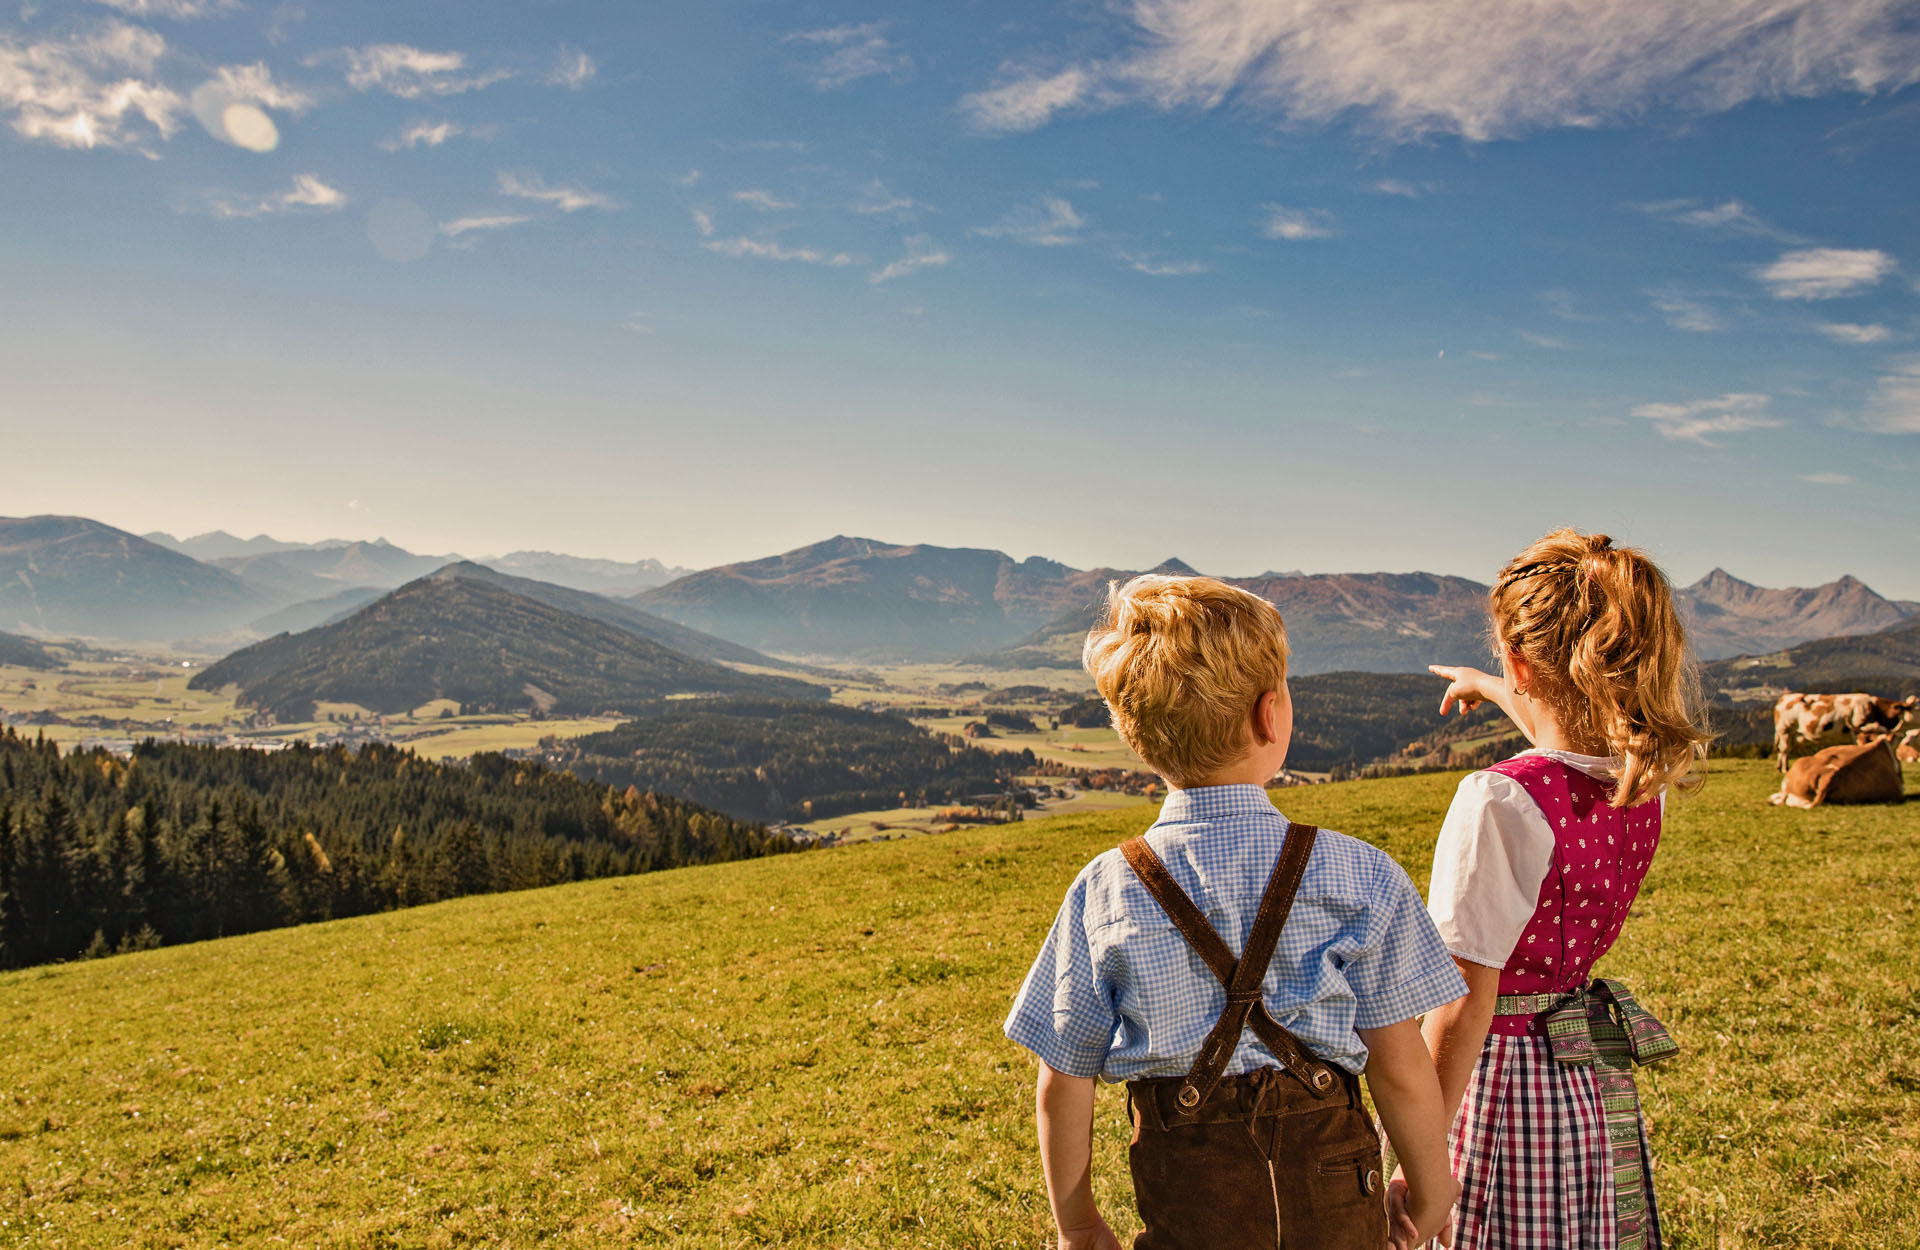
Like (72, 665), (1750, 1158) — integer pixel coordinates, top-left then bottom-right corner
(1857, 358), (1920, 434)
(870, 234), (950, 283)
(190, 62), (311, 151)
(1123, 252), (1207, 276)
(192, 171), (345, 219)
(851, 178), (928, 219)
(972, 195), (1085, 246)
(784, 22), (909, 90)
(689, 207), (714, 237)
(621, 310), (653, 335)
(1649, 290), (1724, 333)
(702, 236), (861, 267)
(1631, 392), (1783, 444)
(1756, 247), (1897, 299)
(1802, 471), (1854, 485)
(1261, 204), (1335, 240)
(1633, 197), (1797, 240)
(337, 44), (511, 98)
(1813, 321), (1893, 344)
(731, 188), (797, 212)
(674, 169), (702, 188)
(498, 169), (616, 213)
(547, 47), (595, 89)
(1540, 289), (1598, 322)
(440, 213), (529, 238)
(960, 66), (1089, 133)
(92, 0), (237, 17)
(0, 22), (184, 150)
(1518, 331), (1567, 349)
(1371, 178), (1421, 198)
(962, 0), (1920, 142)
(380, 119), (460, 151)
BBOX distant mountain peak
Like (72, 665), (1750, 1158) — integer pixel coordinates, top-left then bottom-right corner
(1149, 557), (1200, 576)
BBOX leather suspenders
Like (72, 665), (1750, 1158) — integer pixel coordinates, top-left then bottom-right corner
(1120, 824), (1338, 1109)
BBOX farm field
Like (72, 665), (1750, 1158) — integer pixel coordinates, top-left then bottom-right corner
(2, 759), (1915, 1247)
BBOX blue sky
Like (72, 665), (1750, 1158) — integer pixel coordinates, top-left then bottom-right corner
(3, 0), (1919, 596)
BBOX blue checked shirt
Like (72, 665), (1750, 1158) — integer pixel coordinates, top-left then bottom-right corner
(1004, 785), (1466, 1081)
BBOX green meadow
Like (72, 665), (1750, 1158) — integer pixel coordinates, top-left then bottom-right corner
(2, 760), (1914, 1248)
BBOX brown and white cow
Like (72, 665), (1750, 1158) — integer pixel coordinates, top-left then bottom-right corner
(1768, 735), (1905, 808)
(1899, 728), (1920, 764)
(1771, 692), (1920, 771)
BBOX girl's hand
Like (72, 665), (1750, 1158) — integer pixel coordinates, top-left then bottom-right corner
(1428, 664), (1500, 717)
(1056, 1212), (1121, 1250)
(1386, 1172), (1458, 1249)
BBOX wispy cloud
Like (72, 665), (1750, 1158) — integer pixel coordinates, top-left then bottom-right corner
(1261, 204), (1336, 241)
(498, 169), (616, 213)
(1856, 358), (1920, 434)
(380, 119), (462, 150)
(1371, 178), (1435, 198)
(190, 171), (345, 219)
(189, 62), (312, 151)
(1540, 289), (1598, 322)
(1122, 252), (1207, 276)
(1813, 321), (1893, 344)
(439, 213), (530, 243)
(870, 234), (950, 284)
(1518, 330), (1567, 349)
(1802, 471), (1854, 485)
(960, 66), (1089, 133)
(1633, 197), (1799, 241)
(1756, 247), (1897, 299)
(972, 195), (1085, 247)
(336, 44), (511, 98)
(546, 46), (595, 89)
(1631, 392), (1782, 444)
(851, 178), (928, 219)
(0, 22), (184, 150)
(731, 188), (797, 212)
(92, 0), (237, 17)
(703, 236), (861, 267)
(1648, 289), (1724, 333)
(784, 22), (909, 90)
(689, 207), (714, 237)
(959, 0), (1920, 142)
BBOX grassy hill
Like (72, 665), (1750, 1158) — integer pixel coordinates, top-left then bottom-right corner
(1706, 618), (1920, 700)
(2, 760), (1912, 1247)
(0, 629), (56, 670)
(192, 572), (825, 720)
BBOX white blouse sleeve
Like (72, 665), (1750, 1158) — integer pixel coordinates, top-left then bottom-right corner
(1426, 771), (1556, 969)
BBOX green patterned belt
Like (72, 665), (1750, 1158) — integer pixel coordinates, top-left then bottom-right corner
(1493, 979), (1679, 1250)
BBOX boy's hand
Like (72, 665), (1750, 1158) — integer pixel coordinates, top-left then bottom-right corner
(1385, 1170), (1458, 1249)
(1056, 1211), (1121, 1250)
(1428, 664), (1499, 717)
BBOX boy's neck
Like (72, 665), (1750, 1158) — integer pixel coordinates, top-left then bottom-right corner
(1172, 759), (1277, 790)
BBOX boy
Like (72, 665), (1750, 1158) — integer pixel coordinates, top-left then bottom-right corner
(1004, 575), (1464, 1250)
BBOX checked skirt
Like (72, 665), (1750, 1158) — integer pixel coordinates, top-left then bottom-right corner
(1447, 1033), (1663, 1250)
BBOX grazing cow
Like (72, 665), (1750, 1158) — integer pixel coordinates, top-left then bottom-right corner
(1771, 692), (1920, 771)
(1768, 736), (1904, 808)
(1899, 728), (1920, 764)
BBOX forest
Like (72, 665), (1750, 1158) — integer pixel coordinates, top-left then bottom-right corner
(0, 729), (796, 970)
(560, 699), (1023, 821)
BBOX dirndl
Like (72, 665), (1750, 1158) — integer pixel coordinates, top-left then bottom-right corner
(1448, 1033), (1663, 1250)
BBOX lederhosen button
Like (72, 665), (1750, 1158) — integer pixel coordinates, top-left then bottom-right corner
(1177, 1084), (1201, 1108)
(1365, 1169), (1381, 1194)
(1310, 1067), (1334, 1091)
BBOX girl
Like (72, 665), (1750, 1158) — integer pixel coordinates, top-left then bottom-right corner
(1418, 529), (1708, 1250)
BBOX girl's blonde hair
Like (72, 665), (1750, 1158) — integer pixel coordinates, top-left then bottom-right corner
(1490, 529), (1709, 807)
(1083, 575), (1289, 787)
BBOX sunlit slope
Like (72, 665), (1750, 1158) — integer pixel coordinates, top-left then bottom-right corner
(2, 761), (1914, 1248)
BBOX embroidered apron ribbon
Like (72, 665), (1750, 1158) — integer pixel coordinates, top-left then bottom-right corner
(1493, 979), (1678, 1250)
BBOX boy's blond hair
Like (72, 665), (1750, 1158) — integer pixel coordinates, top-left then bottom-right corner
(1083, 574), (1289, 787)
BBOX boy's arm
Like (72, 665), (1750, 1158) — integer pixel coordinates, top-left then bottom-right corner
(1421, 958), (1500, 1125)
(1358, 1018), (1459, 1249)
(1036, 1062), (1121, 1250)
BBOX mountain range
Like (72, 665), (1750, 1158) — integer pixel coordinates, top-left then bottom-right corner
(192, 565), (822, 721)
(8, 516), (1917, 669)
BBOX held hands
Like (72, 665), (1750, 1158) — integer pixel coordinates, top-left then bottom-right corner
(1385, 1168), (1458, 1250)
(1055, 1211), (1122, 1250)
(1428, 665), (1502, 718)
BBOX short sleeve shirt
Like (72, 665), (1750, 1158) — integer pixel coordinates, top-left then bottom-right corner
(1003, 785), (1466, 1081)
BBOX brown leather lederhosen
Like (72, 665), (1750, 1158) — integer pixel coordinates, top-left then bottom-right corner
(1121, 825), (1389, 1250)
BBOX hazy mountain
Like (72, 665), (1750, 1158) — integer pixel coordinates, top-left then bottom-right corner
(1675, 569), (1919, 660)
(633, 536), (1135, 659)
(249, 586), (387, 636)
(211, 540), (450, 607)
(0, 515), (265, 640)
(430, 562), (807, 671)
(192, 570), (826, 721)
(474, 551), (692, 595)
(0, 628), (58, 669)
(144, 530), (315, 561)
(1704, 617), (1920, 700)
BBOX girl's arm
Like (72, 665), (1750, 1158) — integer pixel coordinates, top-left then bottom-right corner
(1036, 1062), (1121, 1250)
(1359, 1018), (1459, 1248)
(1421, 958), (1502, 1126)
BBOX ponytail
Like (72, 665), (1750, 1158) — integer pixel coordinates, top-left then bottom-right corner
(1490, 529), (1710, 807)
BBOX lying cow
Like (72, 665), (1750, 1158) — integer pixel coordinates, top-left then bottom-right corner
(1772, 691), (1920, 771)
(1768, 735), (1904, 808)
(1900, 728), (1920, 764)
